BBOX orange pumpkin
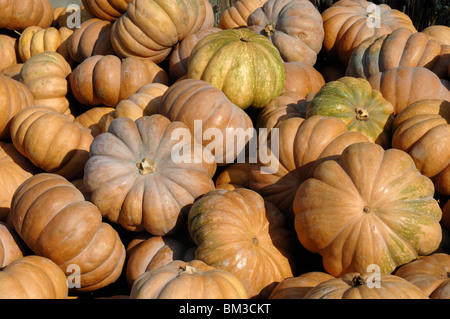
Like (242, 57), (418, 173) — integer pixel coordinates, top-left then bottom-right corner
(217, 0), (266, 29)
(268, 272), (335, 299)
(74, 106), (115, 137)
(82, 0), (131, 21)
(215, 162), (254, 190)
(0, 221), (26, 268)
(283, 61), (325, 97)
(0, 34), (18, 72)
(0, 0), (53, 31)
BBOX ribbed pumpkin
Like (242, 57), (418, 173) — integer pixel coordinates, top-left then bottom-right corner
(247, 0), (324, 65)
(322, 0), (417, 66)
(130, 259), (248, 299)
(304, 272), (429, 299)
(110, 0), (209, 62)
(391, 99), (450, 196)
(217, 0), (266, 29)
(0, 221), (26, 268)
(282, 61), (325, 97)
(9, 173), (126, 292)
(52, 5), (92, 29)
(1, 63), (23, 81)
(268, 272), (335, 299)
(0, 255), (68, 299)
(215, 162), (253, 190)
(69, 55), (169, 107)
(306, 76), (395, 148)
(0, 0), (53, 31)
(293, 142), (442, 277)
(0, 34), (18, 72)
(82, 0), (130, 21)
(422, 25), (450, 46)
(187, 28), (285, 110)
(10, 106), (93, 180)
(188, 188), (295, 298)
(74, 106), (115, 137)
(83, 114), (216, 235)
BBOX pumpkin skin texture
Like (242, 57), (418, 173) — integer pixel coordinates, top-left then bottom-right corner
(188, 188), (295, 298)
(306, 76), (395, 149)
(10, 106), (93, 180)
(0, 74), (34, 140)
(9, 173), (126, 292)
(159, 79), (254, 165)
(0, 255), (68, 299)
(268, 272), (335, 299)
(0, 35), (18, 72)
(321, 0), (417, 66)
(293, 142), (442, 277)
(391, 99), (450, 196)
(130, 259), (248, 299)
(215, 162), (253, 190)
(52, 5), (92, 29)
(282, 62), (325, 97)
(368, 67), (450, 115)
(395, 253), (450, 299)
(0, 0), (53, 31)
(82, 0), (130, 21)
(187, 28), (285, 110)
(69, 55), (169, 107)
(83, 114), (216, 235)
(218, 0), (265, 29)
(74, 106), (115, 138)
(0, 221), (25, 268)
(421, 25), (450, 46)
(304, 272), (429, 299)
(249, 116), (369, 222)
(1, 63), (23, 81)
(247, 0), (324, 66)
(110, 0), (209, 63)
(19, 51), (72, 114)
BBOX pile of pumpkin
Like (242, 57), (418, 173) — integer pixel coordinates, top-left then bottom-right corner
(0, 0), (449, 299)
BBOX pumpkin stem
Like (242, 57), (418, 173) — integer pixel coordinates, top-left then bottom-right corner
(355, 107), (369, 121)
(363, 206), (370, 213)
(264, 23), (276, 36)
(352, 275), (366, 287)
(136, 157), (157, 175)
(179, 265), (202, 275)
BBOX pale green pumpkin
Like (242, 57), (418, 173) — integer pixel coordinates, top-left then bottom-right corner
(187, 28), (285, 109)
(306, 76), (395, 149)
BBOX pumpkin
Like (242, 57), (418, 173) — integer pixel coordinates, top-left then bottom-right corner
(0, 34), (18, 72)
(82, 0), (131, 21)
(268, 272), (335, 299)
(67, 18), (115, 63)
(83, 114), (216, 235)
(282, 62), (325, 97)
(52, 5), (92, 29)
(0, 221), (26, 268)
(215, 162), (253, 190)
(293, 142), (442, 277)
(168, 27), (221, 82)
(1, 63), (23, 81)
(19, 51), (72, 114)
(217, 0), (266, 29)
(306, 76), (395, 149)
(0, 255), (68, 299)
(126, 234), (195, 287)
(247, 0), (324, 65)
(159, 79), (254, 164)
(322, 0), (417, 66)
(304, 272), (429, 299)
(187, 28), (285, 110)
(188, 188), (295, 298)
(367, 66), (450, 115)
(74, 106), (115, 137)
(110, 0), (209, 63)
(391, 99), (450, 196)
(0, 142), (38, 221)
(249, 116), (369, 222)
(421, 25), (450, 46)
(130, 259), (248, 299)
(10, 106), (93, 180)
(0, 74), (34, 140)
(346, 28), (445, 79)
(18, 26), (74, 63)
(395, 253), (450, 299)
(0, 0), (53, 31)
(9, 173), (126, 292)
(431, 44), (450, 80)
(69, 55), (169, 107)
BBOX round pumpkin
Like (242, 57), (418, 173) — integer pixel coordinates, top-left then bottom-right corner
(83, 114), (216, 235)
(215, 162), (253, 190)
(0, 0), (53, 31)
(9, 173), (126, 292)
(247, 0), (324, 65)
(0, 221), (26, 268)
(217, 0), (266, 29)
(52, 5), (92, 29)
(69, 55), (169, 107)
(306, 76), (395, 149)
(391, 99), (450, 196)
(188, 187), (295, 298)
(187, 27), (285, 109)
(10, 106), (93, 180)
(304, 272), (429, 299)
(282, 61), (325, 97)
(110, 0), (209, 62)
(130, 259), (248, 299)
(293, 142), (443, 277)
(268, 272), (335, 299)
(82, 0), (130, 21)
(0, 255), (68, 299)
(74, 106), (115, 137)
(0, 34), (18, 72)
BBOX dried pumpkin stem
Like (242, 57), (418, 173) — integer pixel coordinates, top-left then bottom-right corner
(179, 265), (202, 275)
(355, 107), (369, 121)
(136, 157), (157, 175)
(264, 23), (276, 36)
(352, 275), (366, 287)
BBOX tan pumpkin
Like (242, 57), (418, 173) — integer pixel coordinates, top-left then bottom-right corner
(0, 255), (68, 299)
(52, 5), (92, 29)
(268, 272), (335, 299)
(283, 62), (325, 97)
(188, 188), (295, 298)
(19, 51), (72, 114)
(9, 173), (126, 292)
(10, 106), (93, 180)
(83, 114), (216, 235)
(0, 63), (23, 81)
(0, 0), (53, 31)
(69, 55), (169, 107)
(395, 253), (450, 299)
(304, 272), (429, 299)
(217, 0), (266, 29)
(0, 221), (26, 268)
(293, 142), (442, 276)
(422, 25), (450, 46)
(130, 259), (248, 299)
(74, 106), (115, 137)
(82, 0), (131, 21)
(0, 34), (18, 72)
(215, 162), (254, 190)
(247, 0), (324, 65)
(391, 99), (450, 196)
